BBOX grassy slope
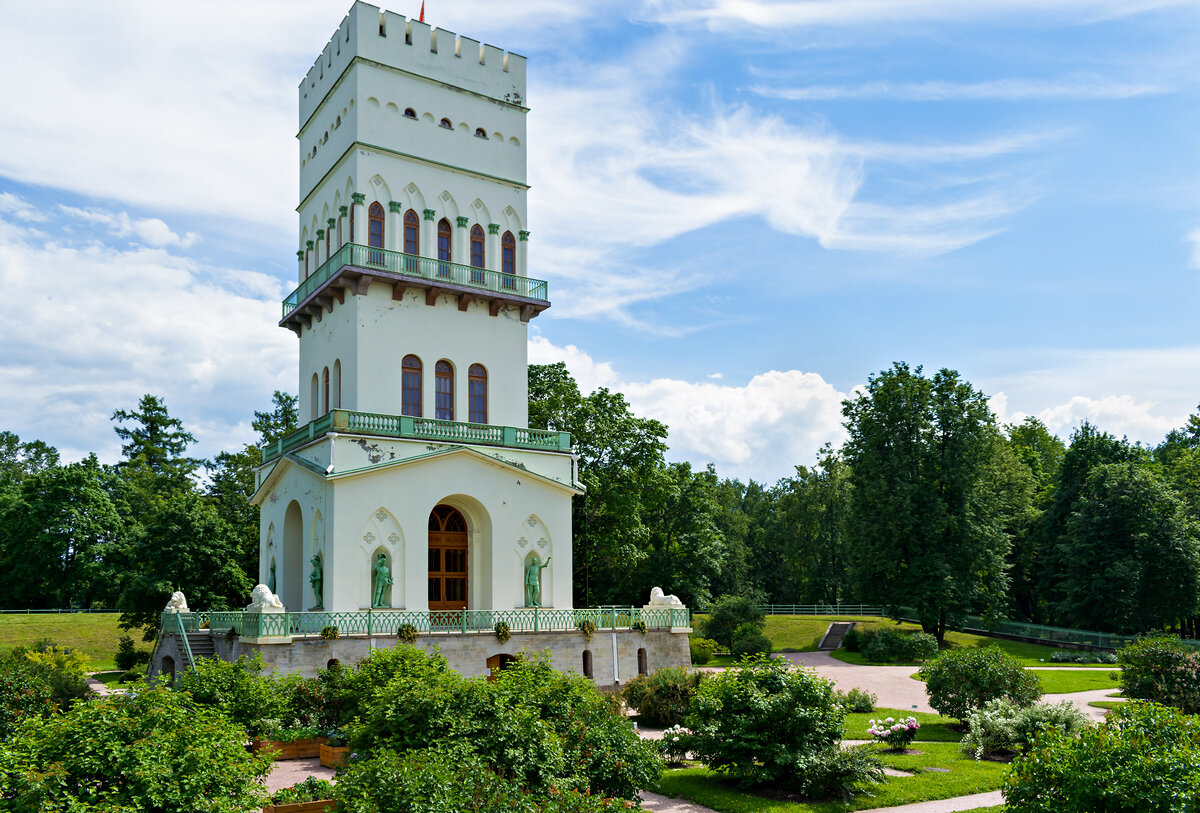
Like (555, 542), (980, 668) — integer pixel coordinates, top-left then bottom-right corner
(657, 743), (1007, 813)
(0, 614), (151, 672)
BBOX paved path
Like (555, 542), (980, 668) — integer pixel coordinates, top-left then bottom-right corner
(265, 757), (335, 792)
(777, 650), (936, 713)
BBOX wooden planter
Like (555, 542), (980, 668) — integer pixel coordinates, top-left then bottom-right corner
(262, 801), (334, 813)
(319, 743), (349, 768)
(251, 736), (328, 760)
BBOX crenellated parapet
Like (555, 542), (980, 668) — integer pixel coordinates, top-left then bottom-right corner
(300, 1), (526, 129)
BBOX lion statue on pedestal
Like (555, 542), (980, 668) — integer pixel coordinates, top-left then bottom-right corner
(163, 591), (189, 613)
(247, 583), (284, 610)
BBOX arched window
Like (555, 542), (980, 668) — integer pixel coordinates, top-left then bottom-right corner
(468, 364), (487, 424)
(470, 225), (485, 283)
(322, 367), (330, 415)
(404, 107), (417, 119)
(333, 360), (342, 409)
(310, 373), (319, 420)
(501, 231), (516, 290)
(435, 360), (453, 421)
(404, 209), (419, 255)
(582, 650), (593, 679)
(637, 648), (648, 676)
(350, 204), (355, 244)
(402, 355), (422, 417)
(440, 117), (452, 129)
(368, 202), (385, 264)
(437, 218), (452, 274)
(475, 127), (487, 139)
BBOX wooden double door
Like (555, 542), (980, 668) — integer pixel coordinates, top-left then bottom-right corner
(428, 505), (468, 610)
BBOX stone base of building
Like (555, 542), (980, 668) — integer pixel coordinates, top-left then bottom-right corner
(150, 627), (690, 685)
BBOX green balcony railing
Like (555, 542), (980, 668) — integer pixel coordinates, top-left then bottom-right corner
(283, 242), (549, 318)
(170, 606), (690, 639)
(261, 409), (571, 462)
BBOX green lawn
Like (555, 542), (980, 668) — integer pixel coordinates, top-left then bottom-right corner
(656, 743), (1008, 812)
(843, 708), (961, 743)
(0, 613), (151, 672)
(1033, 669), (1120, 694)
(826, 621), (1112, 667)
(1088, 700), (1126, 711)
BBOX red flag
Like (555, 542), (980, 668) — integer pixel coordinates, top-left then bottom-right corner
(419, 1), (425, 22)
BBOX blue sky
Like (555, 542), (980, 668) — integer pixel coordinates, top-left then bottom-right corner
(1, 0), (1198, 483)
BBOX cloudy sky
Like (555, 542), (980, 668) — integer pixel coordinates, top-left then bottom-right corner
(1, 0), (1198, 483)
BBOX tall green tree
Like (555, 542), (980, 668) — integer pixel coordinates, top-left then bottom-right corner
(842, 363), (1011, 641)
(0, 431), (59, 495)
(111, 394), (199, 487)
(1002, 420), (1056, 621)
(1056, 462), (1200, 633)
(773, 447), (852, 605)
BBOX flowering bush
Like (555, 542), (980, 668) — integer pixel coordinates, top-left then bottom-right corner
(867, 716), (920, 749)
(660, 725), (692, 765)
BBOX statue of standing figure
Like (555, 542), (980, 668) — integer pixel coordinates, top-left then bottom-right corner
(268, 560), (277, 595)
(309, 555), (324, 610)
(371, 553), (393, 608)
(524, 555), (551, 607)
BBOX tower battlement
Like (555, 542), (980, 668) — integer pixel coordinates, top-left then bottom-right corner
(300, 1), (527, 128)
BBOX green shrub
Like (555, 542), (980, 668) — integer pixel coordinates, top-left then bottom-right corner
(495, 621), (511, 643)
(689, 637), (719, 665)
(686, 654), (880, 795)
(21, 643), (89, 703)
(330, 645), (452, 729)
(834, 687), (877, 713)
(115, 635), (152, 671)
(903, 632), (940, 661)
(1050, 649), (1117, 664)
(841, 625), (860, 652)
(918, 647), (1041, 722)
(858, 628), (938, 662)
(118, 664), (147, 684)
(0, 687), (271, 812)
(334, 744), (631, 813)
(731, 630), (773, 659)
(702, 595), (766, 650)
(397, 623), (419, 644)
(1004, 702), (1200, 812)
(320, 625), (339, 639)
(272, 777), (335, 804)
(0, 651), (56, 738)
(621, 666), (702, 727)
(961, 698), (1089, 759)
(1117, 635), (1200, 713)
(799, 745), (885, 802)
(176, 652), (288, 737)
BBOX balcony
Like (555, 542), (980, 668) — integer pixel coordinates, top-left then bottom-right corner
(261, 408), (571, 463)
(281, 243), (550, 334)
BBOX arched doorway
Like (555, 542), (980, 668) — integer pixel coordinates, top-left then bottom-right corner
(428, 505), (468, 610)
(281, 501), (303, 610)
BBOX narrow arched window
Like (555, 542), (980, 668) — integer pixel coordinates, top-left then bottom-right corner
(333, 360), (342, 409)
(440, 117), (452, 129)
(368, 202), (385, 264)
(501, 231), (516, 289)
(310, 373), (319, 420)
(435, 360), (453, 421)
(322, 367), (330, 415)
(470, 225), (485, 282)
(404, 209), (420, 255)
(475, 127), (487, 139)
(402, 355), (422, 417)
(437, 219), (452, 262)
(404, 107), (417, 119)
(468, 364), (487, 424)
(350, 204), (355, 244)
(637, 648), (648, 676)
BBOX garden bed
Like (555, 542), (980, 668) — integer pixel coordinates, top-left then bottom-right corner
(319, 743), (349, 768)
(251, 737), (328, 760)
(262, 802), (333, 813)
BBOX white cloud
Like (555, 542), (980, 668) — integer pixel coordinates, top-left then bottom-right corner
(752, 76), (1163, 102)
(530, 336), (847, 482)
(0, 192), (47, 223)
(0, 214), (294, 464)
(59, 205), (200, 248)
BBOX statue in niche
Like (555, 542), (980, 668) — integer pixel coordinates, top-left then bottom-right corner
(524, 555), (551, 607)
(309, 555), (324, 610)
(371, 553), (393, 608)
(268, 560), (277, 595)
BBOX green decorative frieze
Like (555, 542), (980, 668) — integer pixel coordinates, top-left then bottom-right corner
(423, 208), (437, 221)
(487, 223), (500, 235)
(519, 230), (530, 241)
(351, 192), (365, 205)
(389, 200), (403, 213)
(456, 216), (469, 228)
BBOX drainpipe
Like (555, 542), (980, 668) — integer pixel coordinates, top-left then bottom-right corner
(611, 630), (620, 685)
(326, 432), (337, 473)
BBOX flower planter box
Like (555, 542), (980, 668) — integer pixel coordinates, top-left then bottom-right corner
(262, 801), (334, 813)
(251, 736), (328, 760)
(319, 743), (349, 768)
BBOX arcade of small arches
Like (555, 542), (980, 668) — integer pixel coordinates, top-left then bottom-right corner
(299, 187), (526, 281)
(307, 358), (489, 423)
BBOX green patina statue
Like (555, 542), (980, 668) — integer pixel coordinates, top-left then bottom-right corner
(268, 560), (277, 594)
(309, 555), (324, 610)
(524, 555), (551, 607)
(372, 553), (393, 608)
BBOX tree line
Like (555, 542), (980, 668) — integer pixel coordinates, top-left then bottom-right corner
(2, 361), (1197, 639)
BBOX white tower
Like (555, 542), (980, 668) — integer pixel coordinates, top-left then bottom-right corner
(253, 2), (579, 616)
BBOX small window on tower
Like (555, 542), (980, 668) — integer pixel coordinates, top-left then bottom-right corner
(435, 361), (454, 421)
(468, 364), (487, 424)
(404, 108), (417, 119)
(501, 231), (516, 289)
(402, 355), (422, 417)
(474, 128), (487, 139)
(437, 218), (452, 275)
(440, 118), (452, 129)
(470, 225), (485, 282)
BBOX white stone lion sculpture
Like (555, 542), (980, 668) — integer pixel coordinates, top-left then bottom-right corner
(247, 583), (284, 610)
(164, 591), (189, 612)
(648, 586), (685, 607)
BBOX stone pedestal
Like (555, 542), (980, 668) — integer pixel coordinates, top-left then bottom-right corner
(241, 605), (292, 645)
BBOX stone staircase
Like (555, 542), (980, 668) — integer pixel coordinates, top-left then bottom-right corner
(180, 632), (215, 669)
(819, 621), (854, 651)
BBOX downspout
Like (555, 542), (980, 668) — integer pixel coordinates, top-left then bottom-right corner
(611, 630), (620, 685)
(326, 432), (337, 473)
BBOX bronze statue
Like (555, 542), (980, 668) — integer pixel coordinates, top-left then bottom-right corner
(309, 555), (324, 610)
(372, 553), (393, 608)
(524, 555), (551, 607)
